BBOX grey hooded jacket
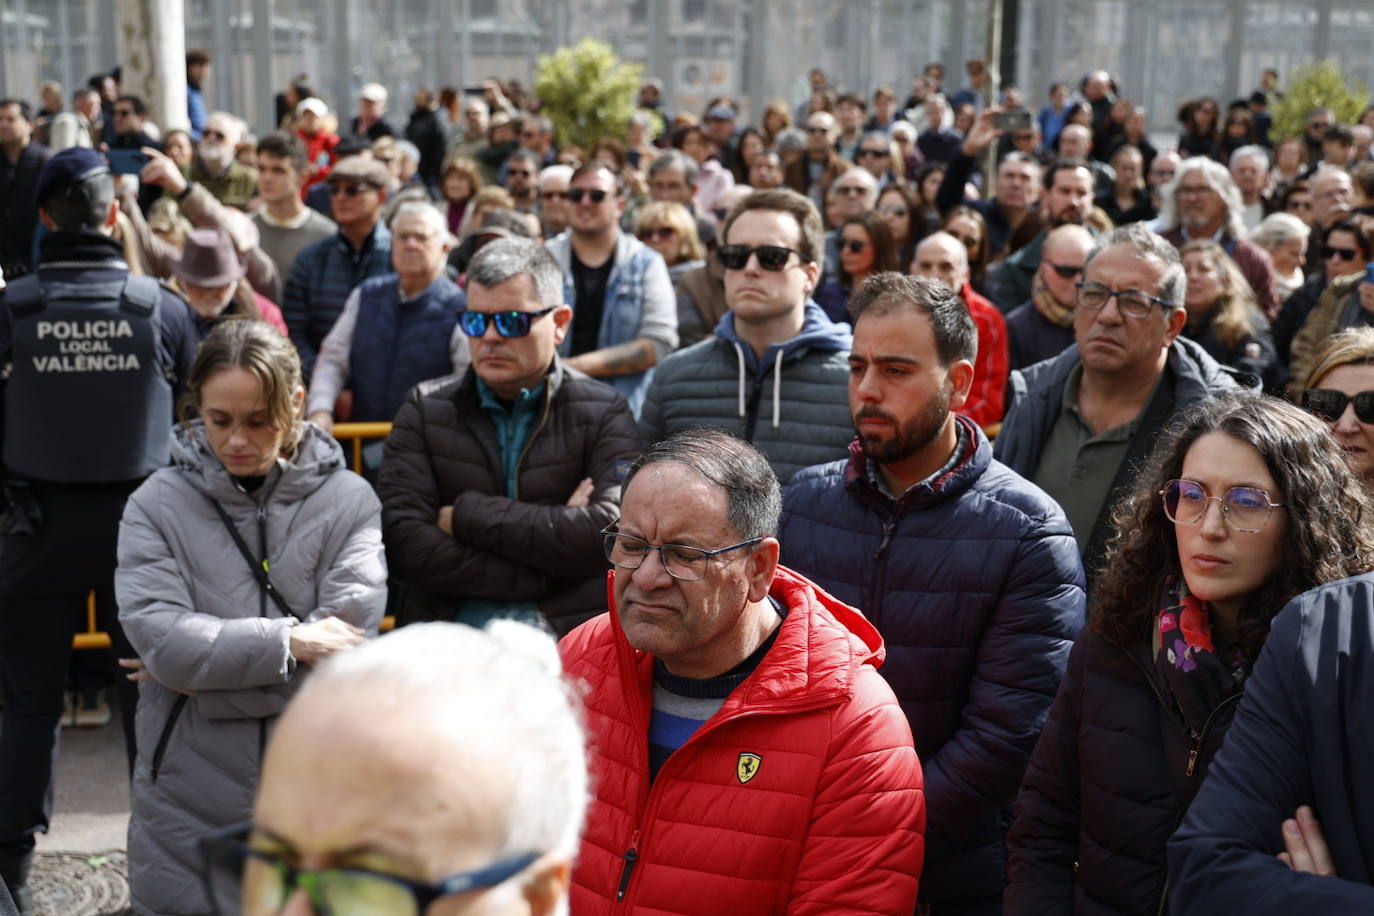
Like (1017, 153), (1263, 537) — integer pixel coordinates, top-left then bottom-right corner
(116, 421), (387, 916)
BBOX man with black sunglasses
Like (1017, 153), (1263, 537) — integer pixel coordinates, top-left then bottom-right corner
(639, 188), (855, 483)
(378, 237), (639, 633)
(545, 160), (678, 413)
(282, 155), (393, 378)
(1005, 224), (1094, 370)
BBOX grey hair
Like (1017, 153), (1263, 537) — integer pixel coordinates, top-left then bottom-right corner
(1083, 222), (1187, 311)
(1248, 212), (1311, 249)
(466, 236), (563, 306)
(507, 147), (542, 169)
(774, 127), (806, 155)
(205, 110), (245, 145)
(1230, 144), (1270, 172)
(300, 621), (587, 864)
(391, 200), (449, 239)
(831, 167), (879, 202)
(624, 428), (782, 540)
(1158, 156), (1248, 240)
(394, 139), (421, 165)
(649, 149), (699, 187)
(539, 163), (573, 188)
(889, 121), (916, 143)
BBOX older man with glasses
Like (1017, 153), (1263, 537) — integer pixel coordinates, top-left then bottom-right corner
(377, 236), (639, 633)
(562, 427), (924, 915)
(996, 224), (1245, 577)
(282, 156), (394, 377)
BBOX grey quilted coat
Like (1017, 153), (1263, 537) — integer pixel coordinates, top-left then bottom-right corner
(116, 421), (387, 916)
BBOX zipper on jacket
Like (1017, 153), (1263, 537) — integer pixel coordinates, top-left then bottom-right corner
(615, 830), (641, 901)
(741, 371), (767, 442)
(149, 693), (190, 783)
(867, 515), (899, 628)
(511, 383), (554, 501)
(1185, 692), (1243, 777)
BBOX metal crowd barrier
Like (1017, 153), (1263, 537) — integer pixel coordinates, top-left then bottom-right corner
(73, 422), (397, 650)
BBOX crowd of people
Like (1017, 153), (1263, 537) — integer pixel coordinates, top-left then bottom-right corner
(4, 45), (1374, 916)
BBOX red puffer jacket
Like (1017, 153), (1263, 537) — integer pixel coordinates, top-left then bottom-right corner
(560, 566), (925, 915)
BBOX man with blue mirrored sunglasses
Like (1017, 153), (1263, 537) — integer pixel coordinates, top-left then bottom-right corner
(377, 236), (641, 634)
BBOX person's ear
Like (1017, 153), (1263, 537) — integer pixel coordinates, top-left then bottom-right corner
(944, 358), (976, 411)
(1163, 304), (1187, 344)
(104, 197), (119, 230)
(291, 385), (306, 416)
(745, 537), (780, 603)
(550, 304), (573, 345)
(801, 257), (821, 295)
(523, 859), (572, 916)
(39, 206), (56, 231)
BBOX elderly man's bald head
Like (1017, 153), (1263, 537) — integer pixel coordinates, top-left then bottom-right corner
(912, 231), (970, 293)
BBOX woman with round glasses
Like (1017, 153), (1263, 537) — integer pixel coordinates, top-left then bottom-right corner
(1303, 327), (1374, 488)
(816, 212), (898, 324)
(116, 320), (387, 916)
(1006, 390), (1374, 916)
(1179, 240), (1277, 389)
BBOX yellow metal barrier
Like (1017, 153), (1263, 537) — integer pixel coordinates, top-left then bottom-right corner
(74, 421), (398, 650)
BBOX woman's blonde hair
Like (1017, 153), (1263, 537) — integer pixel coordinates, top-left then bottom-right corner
(439, 153), (484, 200)
(1304, 326), (1374, 391)
(1179, 239), (1259, 351)
(633, 201), (705, 264)
(181, 319), (305, 456)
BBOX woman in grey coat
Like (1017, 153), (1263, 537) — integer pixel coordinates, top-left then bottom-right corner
(116, 320), (387, 916)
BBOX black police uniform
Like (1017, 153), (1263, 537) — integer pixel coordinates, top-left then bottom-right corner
(0, 226), (198, 899)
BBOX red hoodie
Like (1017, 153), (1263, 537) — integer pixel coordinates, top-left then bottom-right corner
(561, 566), (925, 915)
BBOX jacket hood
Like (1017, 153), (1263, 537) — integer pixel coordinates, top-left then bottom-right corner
(604, 564), (883, 710)
(843, 414), (990, 511)
(171, 419), (346, 505)
(711, 302), (853, 433)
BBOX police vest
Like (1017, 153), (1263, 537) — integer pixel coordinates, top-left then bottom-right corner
(4, 273), (173, 483)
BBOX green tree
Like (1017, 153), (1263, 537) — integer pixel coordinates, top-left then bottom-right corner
(1270, 61), (1369, 141)
(533, 37), (642, 153)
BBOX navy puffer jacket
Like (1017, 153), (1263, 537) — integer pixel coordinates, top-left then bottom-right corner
(779, 417), (1086, 906)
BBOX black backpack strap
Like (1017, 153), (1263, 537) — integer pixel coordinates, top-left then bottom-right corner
(5, 275), (45, 319)
(206, 497), (300, 620)
(119, 274), (160, 317)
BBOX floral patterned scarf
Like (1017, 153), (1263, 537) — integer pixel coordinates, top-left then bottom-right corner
(1151, 577), (1248, 735)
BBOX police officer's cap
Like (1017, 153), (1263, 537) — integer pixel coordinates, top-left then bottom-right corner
(34, 148), (111, 208)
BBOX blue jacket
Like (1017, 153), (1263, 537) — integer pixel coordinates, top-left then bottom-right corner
(348, 274), (465, 423)
(545, 230), (678, 414)
(779, 417), (1086, 905)
(283, 222), (393, 377)
(1168, 572), (1374, 912)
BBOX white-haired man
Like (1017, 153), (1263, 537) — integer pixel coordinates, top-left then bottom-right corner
(350, 82), (396, 141)
(306, 202), (467, 435)
(1158, 156), (1278, 316)
(539, 164), (573, 237)
(1229, 144), (1272, 231)
(210, 620), (587, 916)
(191, 110), (258, 209)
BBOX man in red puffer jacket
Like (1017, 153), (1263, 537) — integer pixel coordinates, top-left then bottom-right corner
(560, 428), (925, 916)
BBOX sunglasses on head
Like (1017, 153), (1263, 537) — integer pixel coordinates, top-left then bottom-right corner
(566, 188), (609, 204)
(458, 307), (557, 338)
(1304, 388), (1374, 424)
(327, 182), (376, 197)
(717, 244), (807, 271)
(1046, 262), (1083, 279)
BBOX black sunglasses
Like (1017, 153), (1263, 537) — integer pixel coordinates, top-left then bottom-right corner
(717, 244), (808, 271)
(1046, 262), (1083, 279)
(327, 182), (377, 197)
(1304, 388), (1374, 424)
(567, 188), (609, 204)
(1323, 245), (1361, 261)
(857, 148), (888, 158)
(841, 239), (870, 254)
(638, 227), (676, 242)
(458, 307), (557, 338)
(202, 128), (229, 141)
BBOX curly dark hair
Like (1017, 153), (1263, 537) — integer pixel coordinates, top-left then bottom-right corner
(1092, 390), (1374, 661)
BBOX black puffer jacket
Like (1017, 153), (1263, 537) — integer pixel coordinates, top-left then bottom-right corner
(377, 359), (641, 635)
(1004, 627), (1243, 916)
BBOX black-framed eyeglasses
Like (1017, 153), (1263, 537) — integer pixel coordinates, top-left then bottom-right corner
(458, 307), (556, 338)
(1304, 388), (1374, 424)
(327, 182), (377, 198)
(566, 187), (609, 204)
(1046, 262), (1083, 279)
(602, 527), (761, 581)
(200, 822), (540, 916)
(1160, 479), (1284, 534)
(1075, 281), (1173, 319)
(1322, 245), (1361, 261)
(717, 244), (808, 271)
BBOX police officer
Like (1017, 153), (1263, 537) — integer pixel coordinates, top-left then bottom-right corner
(0, 147), (198, 914)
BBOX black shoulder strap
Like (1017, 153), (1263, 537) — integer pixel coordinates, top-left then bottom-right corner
(119, 274), (161, 317)
(5, 275), (45, 319)
(206, 497), (300, 620)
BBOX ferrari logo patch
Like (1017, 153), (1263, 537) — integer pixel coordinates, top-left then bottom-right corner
(737, 752), (762, 784)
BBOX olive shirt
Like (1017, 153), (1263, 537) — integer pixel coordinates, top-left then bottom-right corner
(1031, 364), (1154, 554)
